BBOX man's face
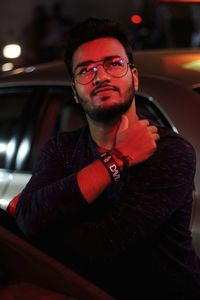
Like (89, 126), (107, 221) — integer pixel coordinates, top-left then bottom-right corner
(72, 37), (138, 122)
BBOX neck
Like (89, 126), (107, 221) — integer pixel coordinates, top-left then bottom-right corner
(87, 101), (138, 150)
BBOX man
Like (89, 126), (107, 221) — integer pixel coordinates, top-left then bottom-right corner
(15, 18), (200, 299)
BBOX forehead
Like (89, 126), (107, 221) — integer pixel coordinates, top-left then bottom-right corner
(72, 37), (128, 67)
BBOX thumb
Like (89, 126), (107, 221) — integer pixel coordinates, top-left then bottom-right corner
(117, 115), (129, 135)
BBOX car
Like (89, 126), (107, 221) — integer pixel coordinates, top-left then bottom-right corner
(0, 225), (115, 299)
(0, 49), (200, 297)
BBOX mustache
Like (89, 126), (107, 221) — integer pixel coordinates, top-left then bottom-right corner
(91, 84), (120, 96)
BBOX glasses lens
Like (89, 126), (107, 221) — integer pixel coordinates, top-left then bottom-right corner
(75, 64), (97, 85)
(104, 57), (128, 78)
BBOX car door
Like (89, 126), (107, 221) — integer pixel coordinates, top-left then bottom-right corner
(0, 85), (43, 211)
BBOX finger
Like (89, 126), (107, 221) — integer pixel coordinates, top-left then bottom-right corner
(139, 119), (149, 127)
(154, 133), (160, 141)
(148, 125), (158, 134)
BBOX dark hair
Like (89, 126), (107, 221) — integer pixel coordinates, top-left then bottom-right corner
(63, 18), (134, 78)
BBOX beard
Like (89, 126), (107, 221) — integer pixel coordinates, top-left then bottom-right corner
(77, 85), (135, 122)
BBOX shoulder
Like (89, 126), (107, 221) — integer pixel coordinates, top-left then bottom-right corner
(145, 126), (196, 184)
(157, 126), (196, 160)
(44, 126), (89, 151)
(140, 114), (195, 164)
(36, 126), (90, 165)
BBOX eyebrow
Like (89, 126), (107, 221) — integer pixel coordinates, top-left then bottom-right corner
(73, 55), (121, 73)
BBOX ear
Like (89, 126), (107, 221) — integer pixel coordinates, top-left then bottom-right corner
(131, 66), (139, 92)
(71, 84), (79, 104)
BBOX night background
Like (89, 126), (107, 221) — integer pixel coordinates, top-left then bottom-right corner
(0, 0), (200, 70)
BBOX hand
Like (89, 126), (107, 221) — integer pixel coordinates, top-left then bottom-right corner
(115, 119), (160, 167)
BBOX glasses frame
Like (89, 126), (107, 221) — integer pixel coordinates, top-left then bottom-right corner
(73, 56), (135, 85)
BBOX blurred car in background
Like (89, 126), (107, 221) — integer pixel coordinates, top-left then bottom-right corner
(0, 49), (200, 297)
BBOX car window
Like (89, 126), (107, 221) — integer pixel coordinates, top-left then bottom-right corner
(27, 86), (86, 171)
(135, 94), (173, 129)
(0, 87), (33, 170)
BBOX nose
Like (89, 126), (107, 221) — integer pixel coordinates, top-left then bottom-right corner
(92, 64), (111, 85)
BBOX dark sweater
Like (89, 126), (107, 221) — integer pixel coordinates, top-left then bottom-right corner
(16, 125), (200, 299)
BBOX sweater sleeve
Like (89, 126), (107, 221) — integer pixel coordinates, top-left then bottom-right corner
(15, 132), (88, 236)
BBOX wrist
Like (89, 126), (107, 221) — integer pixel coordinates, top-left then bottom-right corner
(111, 148), (133, 170)
(109, 149), (124, 171)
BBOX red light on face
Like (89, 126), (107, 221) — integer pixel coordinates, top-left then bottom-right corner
(131, 15), (142, 25)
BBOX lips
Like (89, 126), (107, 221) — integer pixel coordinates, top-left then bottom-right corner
(92, 86), (119, 96)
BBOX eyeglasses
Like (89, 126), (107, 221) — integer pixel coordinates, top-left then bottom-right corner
(73, 56), (134, 85)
